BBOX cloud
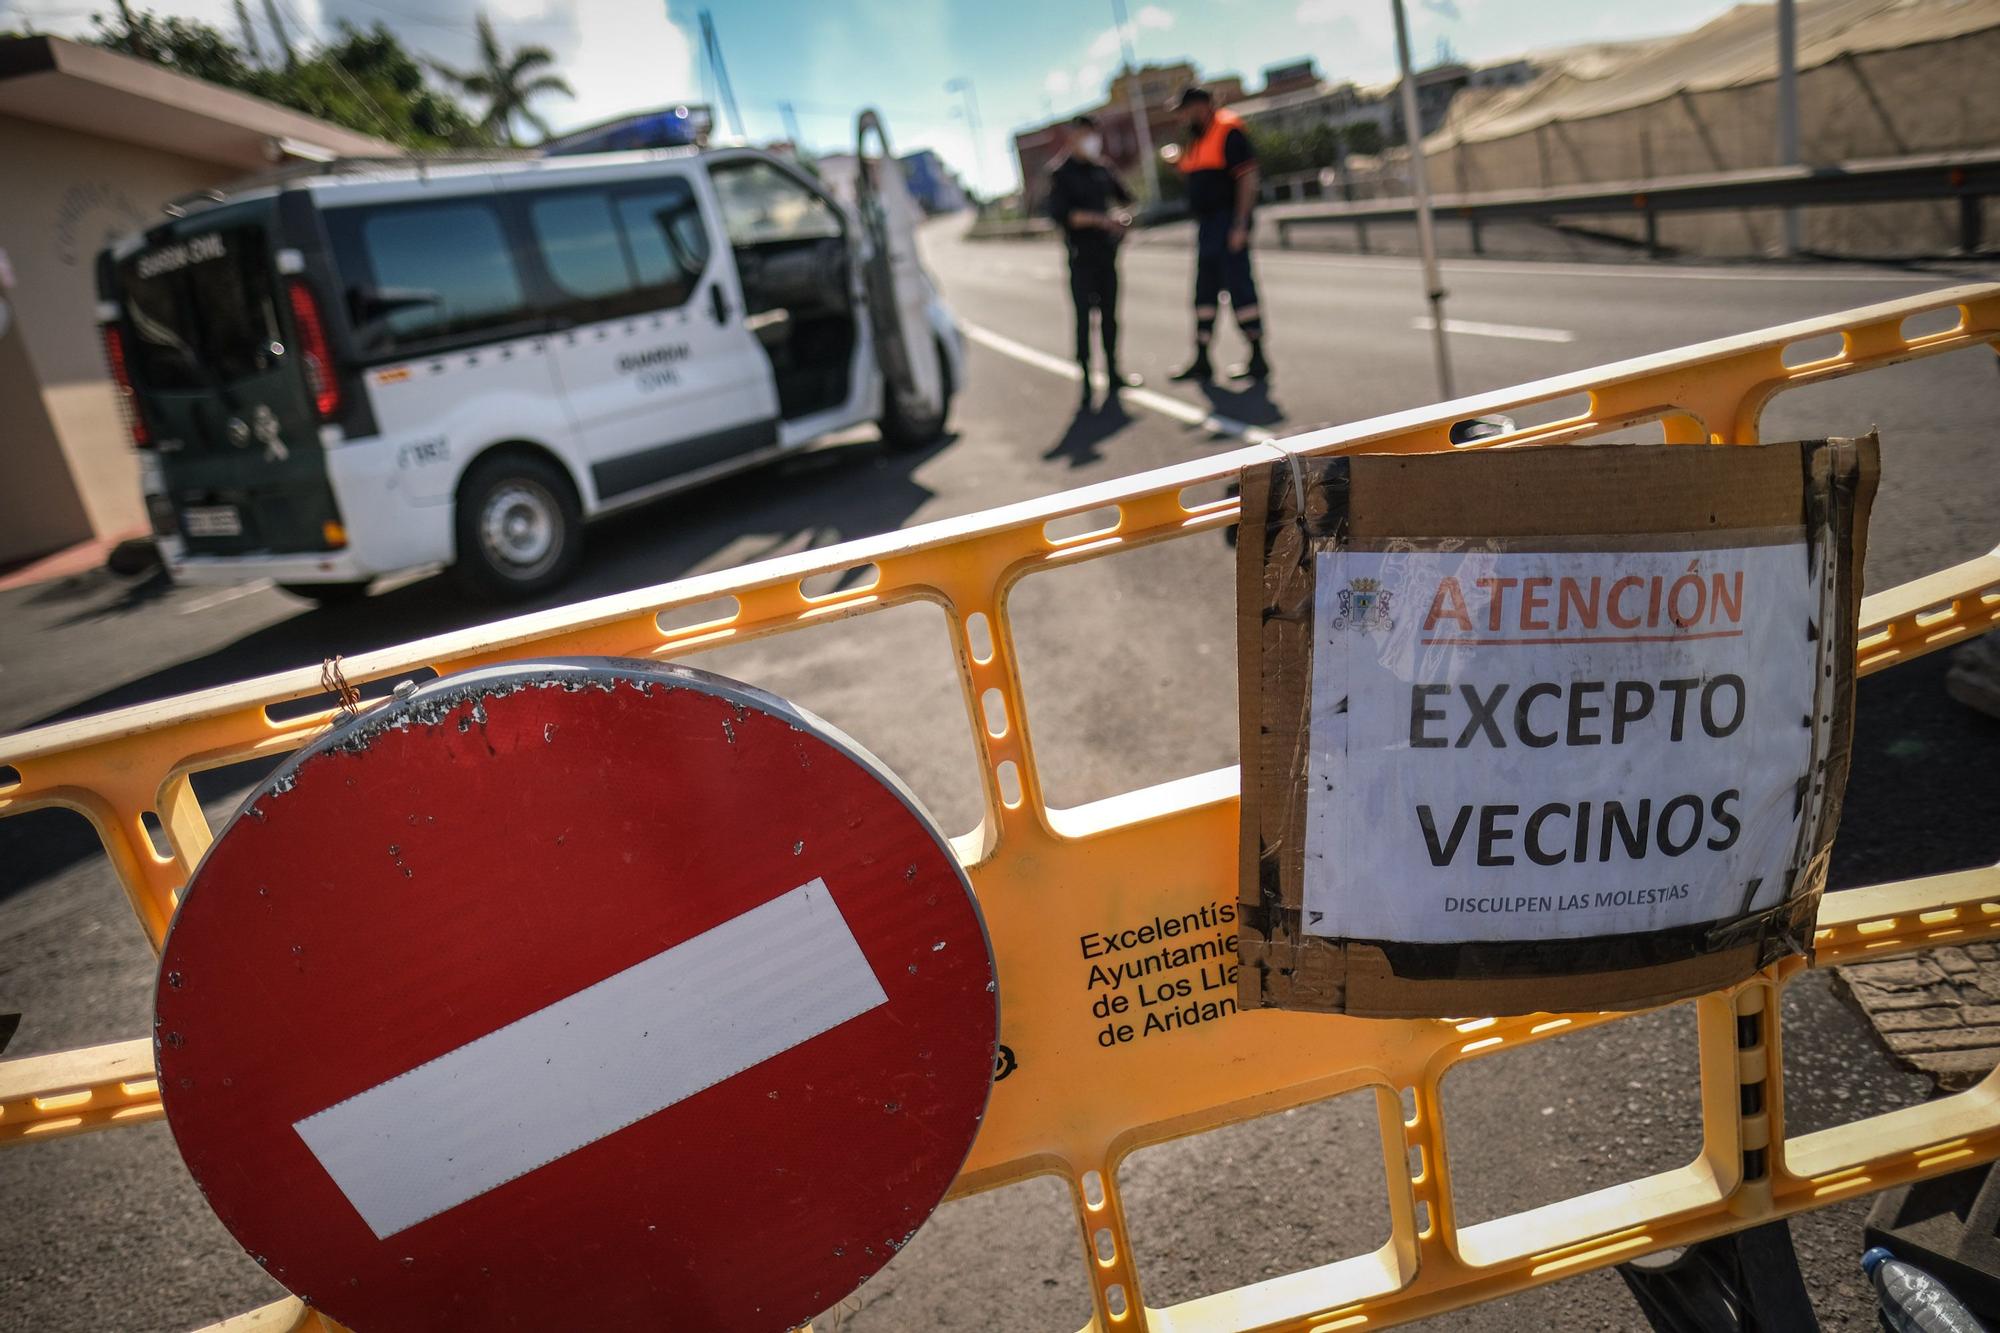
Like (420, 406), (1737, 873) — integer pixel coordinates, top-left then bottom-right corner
(556, 0), (696, 130)
(1086, 26), (1124, 62)
(1294, 0), (1359, 24)
(1421, 0), (1462, 19)
(1056, 5), (1174, 105)
(311, 0), (697, 135)
(1085, 4), (1175, 61)
(33, 0), (326, 44)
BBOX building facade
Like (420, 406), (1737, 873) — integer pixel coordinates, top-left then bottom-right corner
(1013, 61), (1243, 216)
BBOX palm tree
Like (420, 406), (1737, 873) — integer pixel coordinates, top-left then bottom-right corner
(433, 12), (572, 147)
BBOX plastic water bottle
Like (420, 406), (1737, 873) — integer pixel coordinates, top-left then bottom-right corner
(1863, 1247), (1988, 1333)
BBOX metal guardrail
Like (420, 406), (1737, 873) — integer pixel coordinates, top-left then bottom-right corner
(2, 285), (1999, 1332)
(1270, 148), (2000, 256)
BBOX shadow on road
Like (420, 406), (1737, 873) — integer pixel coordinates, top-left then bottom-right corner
(0, 430), (956, 903)
(43, 432), (950, 726)
(1043, 398), (1137, 469)
(1199, 377), (1285, 429)
(27, 567), (174, 626)
(1829, 648), (2000, 889)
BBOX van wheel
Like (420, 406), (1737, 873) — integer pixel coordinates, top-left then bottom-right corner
(453, 453), (582, 599)
(879, 340), (953, 452)
(278, 581), (371, 606)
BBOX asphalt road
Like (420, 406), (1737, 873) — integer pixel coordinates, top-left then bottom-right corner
(3, 224), (1998, 1332)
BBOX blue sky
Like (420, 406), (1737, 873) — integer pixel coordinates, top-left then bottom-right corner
(4, 0), (1743, 192)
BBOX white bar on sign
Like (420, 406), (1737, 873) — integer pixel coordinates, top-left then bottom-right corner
(293, 877), (885, 1238)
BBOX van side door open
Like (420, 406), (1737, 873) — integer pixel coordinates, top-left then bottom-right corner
(705, 158), (860, 428)
(509, 166), (781, 506)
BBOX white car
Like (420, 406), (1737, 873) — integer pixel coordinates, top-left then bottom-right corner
(100, 125), (962, 601)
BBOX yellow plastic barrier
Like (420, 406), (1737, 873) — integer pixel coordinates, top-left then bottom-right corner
(3, 285), (1999, 1333)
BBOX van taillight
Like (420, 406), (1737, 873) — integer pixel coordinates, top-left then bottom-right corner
(286, 279), (340, 418)
(100, 324), (150, 448)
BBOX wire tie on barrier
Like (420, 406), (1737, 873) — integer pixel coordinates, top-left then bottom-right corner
(320, 655), (362, 722)
(1284, 448), (1310, 522)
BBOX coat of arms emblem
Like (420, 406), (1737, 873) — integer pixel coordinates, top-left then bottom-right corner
(1330, 576), (1393, 631)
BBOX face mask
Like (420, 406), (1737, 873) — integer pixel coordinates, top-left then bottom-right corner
(1078, 132), (1104, 160)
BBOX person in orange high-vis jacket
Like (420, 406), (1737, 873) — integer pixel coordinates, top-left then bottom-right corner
(1170, 86), (1266, 382)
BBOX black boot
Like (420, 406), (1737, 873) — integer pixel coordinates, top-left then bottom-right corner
(1169, 352), (1213, 382)
(1077, 368), (1095, 410)
(1106, 364), (1142, 391)
(1229, 343), (1269, 382)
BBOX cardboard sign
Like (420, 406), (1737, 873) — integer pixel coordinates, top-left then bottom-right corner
(1237, 439), (1877, 1017)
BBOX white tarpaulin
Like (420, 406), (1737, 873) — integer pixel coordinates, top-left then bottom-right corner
(1432, 0), (2000, 148)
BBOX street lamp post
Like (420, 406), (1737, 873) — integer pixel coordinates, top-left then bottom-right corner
(1776, 0), (1801, 256)
(1391, 0), (1455, 400)
(945, 77), (994, 203)
(1109, 0), (1158, 205)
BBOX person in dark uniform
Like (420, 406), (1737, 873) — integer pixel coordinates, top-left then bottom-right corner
(1045, 115), (1140, 407)
(1170, 86), (1267, 382)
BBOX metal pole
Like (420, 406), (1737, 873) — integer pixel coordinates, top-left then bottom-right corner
(699, 10), (745, 140)
(1110, 0), (1158, 204)
(1391, 0), (1454, 400)
(946, 78), (994, 201)
(1776, 0), (1801, 257)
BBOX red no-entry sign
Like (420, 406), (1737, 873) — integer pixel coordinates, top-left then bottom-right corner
(156, 660), (997, 1333)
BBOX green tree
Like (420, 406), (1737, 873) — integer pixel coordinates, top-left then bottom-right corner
(1247, 121), (1385, 176)
(91, 0), (259, 86)
(430, 12), (572, 148)
(281, 22), (485, 149)
(86, 5), (482, 150)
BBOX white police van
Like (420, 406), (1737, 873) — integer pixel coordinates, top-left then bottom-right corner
(100, 126), (962, 601)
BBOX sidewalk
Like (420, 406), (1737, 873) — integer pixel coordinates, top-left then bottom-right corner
(1837, 946), (2000, 1090)
(0, 531), (141, 592)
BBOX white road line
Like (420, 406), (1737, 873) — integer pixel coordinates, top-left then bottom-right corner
(176, 580), (274, 614)
(371, 565), (444, 595)
(293, 878), (885, 1238)
(962, 323), (1276, 444)
(1413, 315), (1576, 343)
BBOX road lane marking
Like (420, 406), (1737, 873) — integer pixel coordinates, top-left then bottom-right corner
(1413, 316), (1576, 343)
(962, 323), (1276, 444)
(293, 877), (885, 1238)
(177, 580), (274, 614)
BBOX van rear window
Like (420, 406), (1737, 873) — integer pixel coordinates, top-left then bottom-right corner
(118, 226), (283, 389)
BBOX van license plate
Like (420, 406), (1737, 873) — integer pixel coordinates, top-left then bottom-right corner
(182, 506), (243, 537)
